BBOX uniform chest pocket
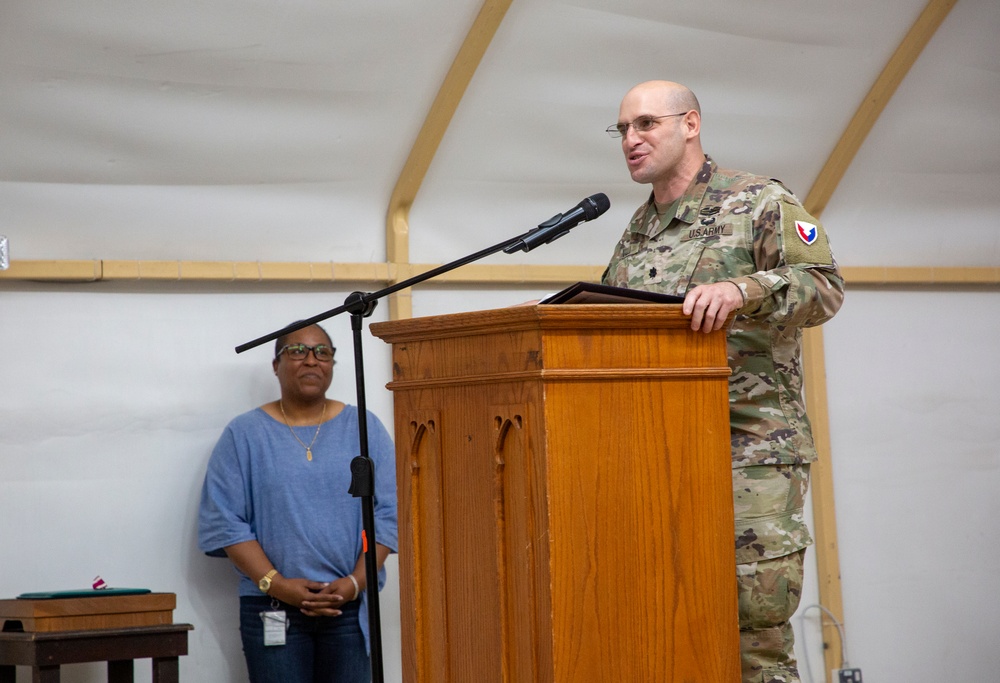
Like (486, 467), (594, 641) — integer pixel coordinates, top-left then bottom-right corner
(621, 240), (709, 293)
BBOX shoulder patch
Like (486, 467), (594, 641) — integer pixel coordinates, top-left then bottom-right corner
(780, 197), (833, 266)
(795, 220), (818, 245)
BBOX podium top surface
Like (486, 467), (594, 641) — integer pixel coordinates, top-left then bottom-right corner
(370, 302), (694, 344)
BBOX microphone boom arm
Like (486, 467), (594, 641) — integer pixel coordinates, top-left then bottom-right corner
(234, 193), (610, 353)
(237, 230), (528, 353)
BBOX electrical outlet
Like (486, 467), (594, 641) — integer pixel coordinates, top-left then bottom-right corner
(833, 668), (863, 683)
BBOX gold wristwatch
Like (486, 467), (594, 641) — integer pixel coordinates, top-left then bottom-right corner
(257, 569), (278, 594)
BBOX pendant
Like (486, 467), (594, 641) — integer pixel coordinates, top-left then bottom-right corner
(306, 449), (313, 461)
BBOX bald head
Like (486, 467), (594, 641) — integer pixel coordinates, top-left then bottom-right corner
(622, 81), (701, 117)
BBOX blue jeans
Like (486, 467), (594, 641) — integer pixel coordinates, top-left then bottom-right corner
(239, 596), (370, 683)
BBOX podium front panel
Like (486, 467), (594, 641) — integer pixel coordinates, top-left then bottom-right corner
(372, 305), (740, 683)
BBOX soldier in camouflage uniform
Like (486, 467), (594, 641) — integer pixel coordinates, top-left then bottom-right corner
(601, 81), (844, 683)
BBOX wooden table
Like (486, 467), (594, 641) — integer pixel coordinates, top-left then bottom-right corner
(0, 623), (193, 682)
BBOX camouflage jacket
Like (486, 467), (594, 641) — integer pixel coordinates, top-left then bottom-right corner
(603, 156), (844, 468)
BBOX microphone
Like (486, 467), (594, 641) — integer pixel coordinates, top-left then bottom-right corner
(503, 193), (611, 253)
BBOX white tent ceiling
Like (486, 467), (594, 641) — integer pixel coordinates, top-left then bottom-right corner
(2, 0), (997, 269)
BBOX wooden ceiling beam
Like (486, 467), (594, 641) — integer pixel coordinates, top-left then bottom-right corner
(5, 261), (999, 287)
(384, 0), (514, 319)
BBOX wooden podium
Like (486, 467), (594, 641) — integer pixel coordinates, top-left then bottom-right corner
(370, 304), (739, 683)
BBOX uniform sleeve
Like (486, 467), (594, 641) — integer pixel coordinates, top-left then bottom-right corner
(197, 424), (256, 558)
(729, 187), (844, 328)
(367, 411), (399, 554)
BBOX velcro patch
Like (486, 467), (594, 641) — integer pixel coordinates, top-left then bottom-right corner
(781, 198), (833, 266)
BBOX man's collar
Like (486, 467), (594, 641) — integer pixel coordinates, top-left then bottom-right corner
(675, 155), (716, 224)
(643, 155), (716, 226)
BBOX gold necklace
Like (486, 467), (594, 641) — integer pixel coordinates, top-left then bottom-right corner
(279, 400), (326, 461)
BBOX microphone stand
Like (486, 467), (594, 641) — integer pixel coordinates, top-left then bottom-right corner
(235, 214), (593, 683)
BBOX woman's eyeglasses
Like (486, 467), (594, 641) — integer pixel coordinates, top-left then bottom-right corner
(276, 343), (336, 363)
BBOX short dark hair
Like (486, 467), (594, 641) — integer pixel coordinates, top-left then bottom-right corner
(274, 321), (334, 359)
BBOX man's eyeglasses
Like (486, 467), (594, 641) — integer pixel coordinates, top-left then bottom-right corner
(276, 343), (336, 363)
(606, 112), (689, 138)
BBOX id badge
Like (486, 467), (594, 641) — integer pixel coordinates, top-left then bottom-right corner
(261, 610), (287, 646)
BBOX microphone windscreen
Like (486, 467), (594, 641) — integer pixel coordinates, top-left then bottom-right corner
(585, 193), (611, 219)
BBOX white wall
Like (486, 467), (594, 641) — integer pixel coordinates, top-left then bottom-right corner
(7, 279), (998, 683)
(0, 282), (402, 682)
(820, 288), (1000, 681)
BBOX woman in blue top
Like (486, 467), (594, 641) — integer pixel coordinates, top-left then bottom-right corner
(198, 323), (398, 683)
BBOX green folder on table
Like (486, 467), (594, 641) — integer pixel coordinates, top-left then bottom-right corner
(16, 588), (152, 600)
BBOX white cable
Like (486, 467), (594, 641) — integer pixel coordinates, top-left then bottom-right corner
(799, 603), (849, 671)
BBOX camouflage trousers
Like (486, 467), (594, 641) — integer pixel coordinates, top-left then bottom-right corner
(733, 465), (811, 683)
